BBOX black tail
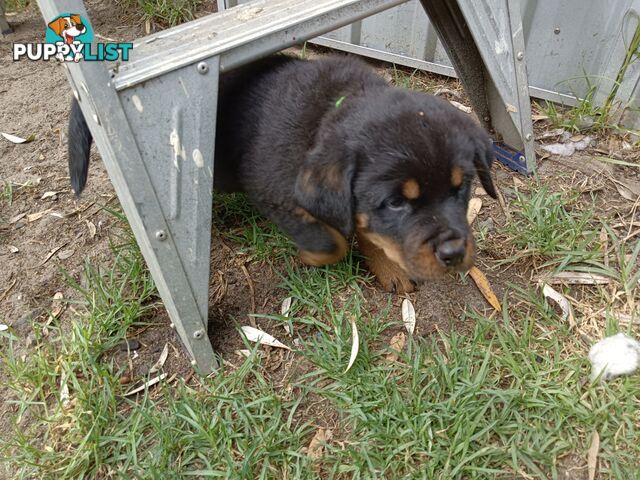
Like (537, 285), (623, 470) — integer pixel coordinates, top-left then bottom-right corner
(68, 97), (93, 195)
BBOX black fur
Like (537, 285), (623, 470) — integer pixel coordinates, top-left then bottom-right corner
(68, 54), (497, 291)
(68, 96), (92, 195)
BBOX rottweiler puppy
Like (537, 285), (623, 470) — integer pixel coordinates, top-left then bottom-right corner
(69, 54), (496, 293)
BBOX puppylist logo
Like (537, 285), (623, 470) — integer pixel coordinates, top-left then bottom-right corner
(13, 13), (133, 62)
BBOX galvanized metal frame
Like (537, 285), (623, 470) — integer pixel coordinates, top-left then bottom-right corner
(113, 0), (410, 90)
(418, 0), (535, 172)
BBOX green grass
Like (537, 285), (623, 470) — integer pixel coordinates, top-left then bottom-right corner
(116, 0), (203, 27)
(5, 0), (30, 11)
(0, 181), (12, 208)
(502, 185), (600, 271)
(2, 176), (640, 478)
(541, 16), (640, 134)
(4, 266), (640, 478)
(541, 84), (602, 133)
(389, 65), (438, 93)
(562, 225), (640, 310)
(213, 192), (295, 261)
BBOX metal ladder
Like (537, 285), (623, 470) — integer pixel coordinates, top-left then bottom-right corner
(34, 0), (534, 374)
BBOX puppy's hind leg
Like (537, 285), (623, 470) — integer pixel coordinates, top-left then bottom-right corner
(275, 207), (349, 267)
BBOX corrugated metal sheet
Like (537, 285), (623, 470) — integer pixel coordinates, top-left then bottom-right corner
(314, 0), (640, 109)
(226, 0), (640, 121)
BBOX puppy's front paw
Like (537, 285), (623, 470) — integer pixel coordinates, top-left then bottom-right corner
(357, 231), (414, 293)
(373, 261), (414, 293)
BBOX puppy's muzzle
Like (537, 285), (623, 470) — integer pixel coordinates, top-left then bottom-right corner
(435, 238), (466, 267)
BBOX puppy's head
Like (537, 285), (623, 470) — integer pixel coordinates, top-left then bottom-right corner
(295, 88), (496, 282)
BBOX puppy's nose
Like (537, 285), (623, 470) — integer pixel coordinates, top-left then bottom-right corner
(435, 239), (466, 267)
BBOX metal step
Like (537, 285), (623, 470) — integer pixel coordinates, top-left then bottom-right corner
(114, 0), (409, 90)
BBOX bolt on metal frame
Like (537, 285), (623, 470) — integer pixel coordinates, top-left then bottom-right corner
(34, 0), (534, 373)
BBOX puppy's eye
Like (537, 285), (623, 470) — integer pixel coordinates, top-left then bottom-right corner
(384, 197), (407, 211)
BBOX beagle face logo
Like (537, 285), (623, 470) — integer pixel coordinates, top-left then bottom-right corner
(45, 13), (93, 62)
(12, 13), (132, 62)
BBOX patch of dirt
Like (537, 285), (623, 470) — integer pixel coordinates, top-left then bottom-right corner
(557, 453), (589, 480)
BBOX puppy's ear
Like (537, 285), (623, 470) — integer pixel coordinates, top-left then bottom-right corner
(48, 17), (66, 36)
(474, 139), (497, 199)
(294, 133), (356, 238)
(70, 15), (83, 26)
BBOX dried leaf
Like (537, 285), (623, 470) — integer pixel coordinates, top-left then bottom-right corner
(9, 245), (19, 253)
(345, 315), (359, 373)
(600, 227), (609, 268)
(1, 132), (35, 144)
(307, 428), (332, 461)
(57, 249), (75, 260)
(27, 208), (52, 222)
(41, 191), (60, 200)
(474, 187), (487, 196)
(235, 349), (264, 358)
(281, 296), (293, 335)
(240, 326), (291, 350)
(281, 297), (293, 316)
(149, 343), (169, 374)
(34, 244), (66, 268)
(59, 371), (71, 409)
(548, 272), (610, 285)
(401, 298), (416, 335)
(612, 176), (640, 200)
(386, 332), (406, 362)
(542, 284), (576, 328)
(505, 103), (518, 113)
(124, 373), (167, 396)
(513, 177), (526, 188)
(9, 213), (25, 224)
(469, 266), (501, 311)
(434, 87), (462, 99)
(467, 197), (482, 225)
(531, 114), (549, 121)
(51, 292), (65, 318)
(86, 220), (97, 238)
(615, 182), (637, 201)
(587, 430), (600, 480)
(60, 371), (71, 408)
(449, 100), (472, 114)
